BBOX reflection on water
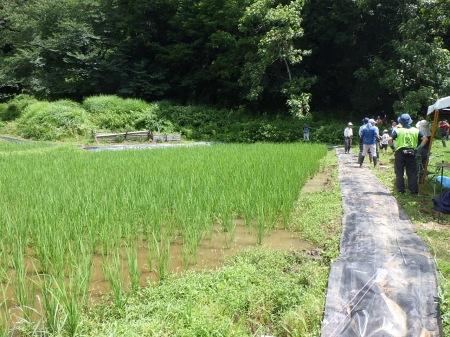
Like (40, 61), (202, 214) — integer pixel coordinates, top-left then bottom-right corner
(2, 222), (313, 328)
(89, 221), (313, 300)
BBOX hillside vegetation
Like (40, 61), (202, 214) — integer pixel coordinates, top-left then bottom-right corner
(0, 94), (347, 144)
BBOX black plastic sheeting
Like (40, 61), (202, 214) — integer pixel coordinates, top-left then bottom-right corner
(321, 148), (441, 337)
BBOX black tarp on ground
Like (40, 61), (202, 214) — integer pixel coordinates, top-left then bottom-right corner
(321, 148), (441, 337)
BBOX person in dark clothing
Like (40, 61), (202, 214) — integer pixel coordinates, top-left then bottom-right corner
(389, 114), (428, 194)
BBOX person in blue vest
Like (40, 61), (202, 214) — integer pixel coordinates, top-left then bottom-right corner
(359, 119), (379, 168)
(388, 113), (428, 194)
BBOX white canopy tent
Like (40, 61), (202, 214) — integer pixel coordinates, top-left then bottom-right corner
(427, 95), (450, 115)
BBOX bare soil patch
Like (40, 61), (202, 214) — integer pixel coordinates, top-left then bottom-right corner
(301, 166), (335, 193)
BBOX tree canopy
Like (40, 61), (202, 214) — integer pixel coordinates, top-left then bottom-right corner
(1, 0), (450, 119)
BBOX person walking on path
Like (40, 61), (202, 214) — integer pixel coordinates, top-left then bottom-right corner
(380, 129), (390, 155)
(303, 124), (311, 141)
(416, 116), (432, 165)
(359, 119), (379, 168)
(373, 119), (381, 159)
(390, 121), (398, 148)
(389, 114), (428, 194)
(439, 120), (449, 147)
(344, 122), (353, 153)
(358, 118), (369, 165)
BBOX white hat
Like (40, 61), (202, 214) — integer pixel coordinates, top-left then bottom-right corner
(347, 122), (353, 126)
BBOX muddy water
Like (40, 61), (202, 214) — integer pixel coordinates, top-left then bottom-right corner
(89, 221), (313, 299)
(2, 222), (312, 328)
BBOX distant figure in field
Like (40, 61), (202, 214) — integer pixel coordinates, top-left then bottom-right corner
(439, 120), (449, 147)
(303, 124), (311, 141)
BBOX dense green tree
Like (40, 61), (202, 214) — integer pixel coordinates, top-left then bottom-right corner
(353, 0), (450, 118)
(300, 0), (370, 115)
(0, 0), (124, 101)
(238, 0), (313, 116)
(2, 0), (450, 119)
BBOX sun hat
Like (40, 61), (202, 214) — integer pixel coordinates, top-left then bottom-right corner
(398, 113), (412, 126)
(383, 129), (388, 133)
(368, 118), (376, 124)
(347, 122), (353, 126)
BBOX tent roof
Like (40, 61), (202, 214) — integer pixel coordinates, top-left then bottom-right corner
(427, 95), (450, 115)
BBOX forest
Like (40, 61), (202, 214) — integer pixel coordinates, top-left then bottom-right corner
(1, 0), (450, 122)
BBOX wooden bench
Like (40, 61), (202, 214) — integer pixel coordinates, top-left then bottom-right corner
(93, 130), (181, 143)
(153, 134), (182, 142)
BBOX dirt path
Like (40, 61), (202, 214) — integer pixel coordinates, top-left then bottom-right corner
(321, 148), (441, 337)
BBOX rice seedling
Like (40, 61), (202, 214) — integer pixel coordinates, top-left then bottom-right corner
(102, 248), (127, 311)
(38, 276), (65, 336)
(125, 244), (141, 292)
(68, 238), (93, 304)
(0, 241), (8, 283)
(10, 239), (35, 322)
(0, 280), (11, 337)
(56, 278), (81, 337)
(150, 232), (171, 282)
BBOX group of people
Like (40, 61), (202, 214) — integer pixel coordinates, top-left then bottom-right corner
(344, 114), (429, 194)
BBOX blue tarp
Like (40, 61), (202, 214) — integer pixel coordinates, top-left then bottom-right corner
(436, 175), (450, 189)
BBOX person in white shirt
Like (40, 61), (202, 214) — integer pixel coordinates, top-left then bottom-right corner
(344, 122), (353, 153)
(381, 129), (390, 155)
(390, 121), (398, 148)
(373, 120), (381, 159)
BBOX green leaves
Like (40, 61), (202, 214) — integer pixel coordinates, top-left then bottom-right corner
(238, 0), (309, 106)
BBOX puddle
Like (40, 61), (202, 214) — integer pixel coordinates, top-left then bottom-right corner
(302, 168), (333, 192)
(88, 221), (312, 298)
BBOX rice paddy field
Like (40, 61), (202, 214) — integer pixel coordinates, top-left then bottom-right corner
(0, 141), (328, 335)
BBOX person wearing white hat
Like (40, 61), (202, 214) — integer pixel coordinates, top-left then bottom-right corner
(381, 129), (390, 155)
(344, 122), (353, 153)
(416, 116), (431, 165)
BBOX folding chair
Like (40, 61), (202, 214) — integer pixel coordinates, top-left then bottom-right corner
(416, 154), (442, 195)
(416, 154), (436, 191)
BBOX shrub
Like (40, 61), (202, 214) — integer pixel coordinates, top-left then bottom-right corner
(0, 103), (7, 120)
(0, 94), (38, 121)
(310, 121), (346, 145)
(16, 100), (92, 141)
(83, 95), (158, 132)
